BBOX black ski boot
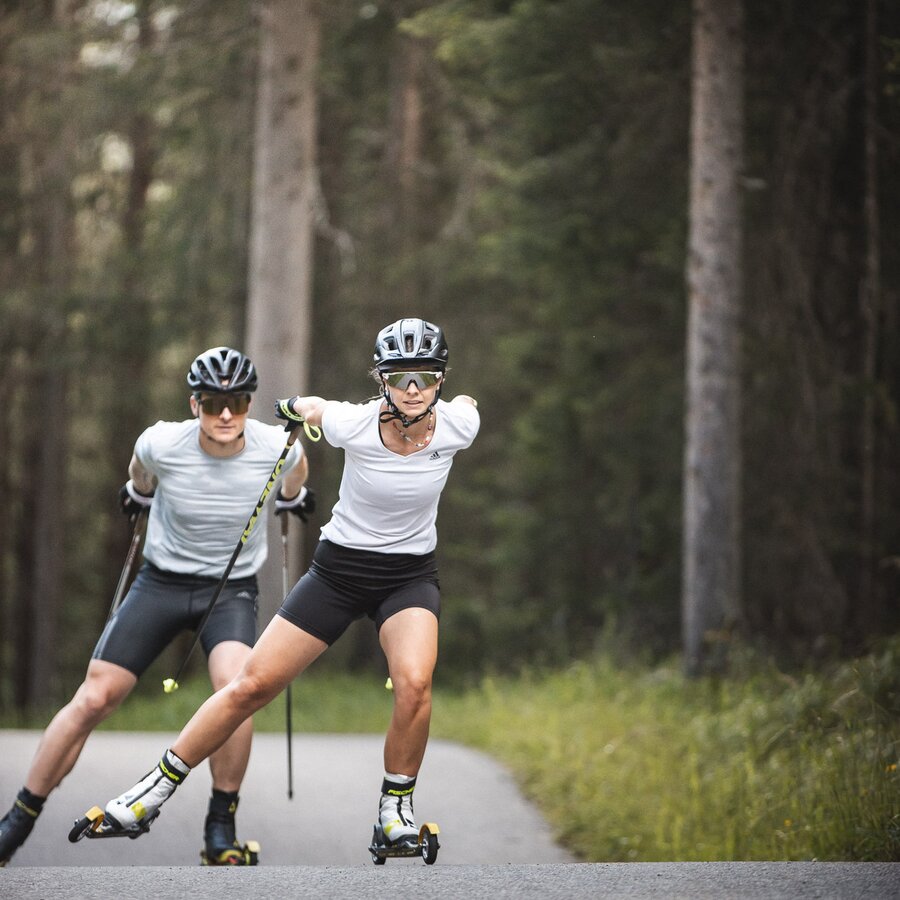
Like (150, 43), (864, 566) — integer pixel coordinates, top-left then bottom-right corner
(200, 789), (258, 866)
(0, 790), (43, 867)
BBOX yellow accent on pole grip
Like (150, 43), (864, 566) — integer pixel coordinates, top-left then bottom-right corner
(303, 421), (322, 442)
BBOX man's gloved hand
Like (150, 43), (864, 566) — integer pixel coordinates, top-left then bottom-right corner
(274, 485), (316, 521)
(119, 480), (154, 522)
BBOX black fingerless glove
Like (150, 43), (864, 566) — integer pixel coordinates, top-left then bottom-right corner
(119, 480), (154, 521)
(274, 397), (305, 431)
(274, 485), (316, 521)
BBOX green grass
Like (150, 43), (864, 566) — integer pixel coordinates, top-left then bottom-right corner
(3, 641), (897, 861)
(431, 640), (900, 862)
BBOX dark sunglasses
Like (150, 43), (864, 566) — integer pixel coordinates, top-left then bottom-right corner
(196, 393), (251, 415)
(381, 371), (443, 390)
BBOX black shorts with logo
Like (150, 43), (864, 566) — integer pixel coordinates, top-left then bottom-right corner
(92, 562), (259, 677)
(276, 540), (441, 645)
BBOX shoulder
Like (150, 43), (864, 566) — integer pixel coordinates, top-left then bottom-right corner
(322, 398), (381, 449)
(244, 418), (285, 443)
(438, 398), (480, 440)
(136, 419), (196, 455)
(322, 398), (379, 431)
(245, 418), (305, 458)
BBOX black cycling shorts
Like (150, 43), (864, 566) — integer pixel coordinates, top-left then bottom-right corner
(92, 562), (259, 677)
(276, 540), (440, 645)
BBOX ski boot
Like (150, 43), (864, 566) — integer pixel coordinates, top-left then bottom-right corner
(69, 749), (189, 844)
(0, 791), (42, 866)
(199, 789), (259, 866)
(368, 776), (440, 865)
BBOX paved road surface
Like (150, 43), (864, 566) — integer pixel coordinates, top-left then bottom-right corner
(0, 730), (572, 867)
(2, 731), (896, 899)
(2, 862), (897, 898)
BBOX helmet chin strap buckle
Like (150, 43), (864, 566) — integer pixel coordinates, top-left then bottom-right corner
(379, 386), (442, 428)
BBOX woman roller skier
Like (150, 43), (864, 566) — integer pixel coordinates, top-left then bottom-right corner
(96, 318), (478, 861)
(0, 347), (313, 867)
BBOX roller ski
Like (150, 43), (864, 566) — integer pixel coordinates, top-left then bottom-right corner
(69, 749), (189, 846)
(0, 791), (42, 866)
(68, 805), (159, 843)
(199, 789), (259, 866)
(368, 776), (440, 865)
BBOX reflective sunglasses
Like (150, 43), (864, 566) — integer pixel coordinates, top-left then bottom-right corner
(196, 393), (251, 415)
(381, 371), (443, 390)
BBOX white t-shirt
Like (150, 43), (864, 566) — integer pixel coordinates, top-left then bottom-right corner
(135, 418), (303, 578)
(319, 398), (480, 554)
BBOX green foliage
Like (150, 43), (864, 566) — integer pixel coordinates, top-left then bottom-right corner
(432, 638), (900, 861)
(3, 0), (900, 712)
(407, 0), (690, 666)
(94, 672), (397, 737)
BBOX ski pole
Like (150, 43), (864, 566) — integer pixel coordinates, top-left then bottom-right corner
(107, 507), (149, 621)
(162, 420), (320, 694)
(281, 512), (294, 800)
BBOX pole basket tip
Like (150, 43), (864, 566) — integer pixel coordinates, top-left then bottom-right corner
(163, 678), (179, 694)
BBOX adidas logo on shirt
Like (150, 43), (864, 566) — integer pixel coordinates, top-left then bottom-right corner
(429, 451), (441, 460)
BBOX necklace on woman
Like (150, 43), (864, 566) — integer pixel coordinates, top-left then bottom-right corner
(393, 410), (434, 448)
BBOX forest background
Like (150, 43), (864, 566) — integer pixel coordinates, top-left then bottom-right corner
(2, 0), (900, 715)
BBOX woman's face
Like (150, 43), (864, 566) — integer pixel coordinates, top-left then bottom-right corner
(382, 370), (443, 418)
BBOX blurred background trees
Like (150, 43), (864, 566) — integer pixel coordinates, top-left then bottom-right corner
(1, 0), (898, 710)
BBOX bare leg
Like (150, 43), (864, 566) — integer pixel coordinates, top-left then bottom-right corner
(379, 608), (438, 776)
(172, 616), (327, 767)
(205, 641), (253, 793)
(25, 660), (137, 797)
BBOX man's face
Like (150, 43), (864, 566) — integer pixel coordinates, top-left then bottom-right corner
(191, 392), (251, 444)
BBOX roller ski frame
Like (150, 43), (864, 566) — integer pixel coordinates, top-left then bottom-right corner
(68, 806), (159, 843)
(368, 821), (440, 865)
(199, 840), (260, 866)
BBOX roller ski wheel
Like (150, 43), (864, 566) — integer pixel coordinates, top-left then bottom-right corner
(368, 822), (440, 865)
(199, 839), (260, 866)
(68, 805), (159, 843)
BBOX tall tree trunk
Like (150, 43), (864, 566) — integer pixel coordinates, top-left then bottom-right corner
(857, 0), (880, 636)
(246, 0), (320, 620)
(682, 0), (744, 676)
(101, 0), (158, 622)
(21, 0), (77, 706)
(386, 28), (425, 309)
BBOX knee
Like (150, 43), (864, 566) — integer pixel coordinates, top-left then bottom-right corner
(226, 671), (278, 712)
(393, 671), (432, 711)
(72, 681), (122, 725)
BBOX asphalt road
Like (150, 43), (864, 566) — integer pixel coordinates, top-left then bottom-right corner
(0, 730), (571, 867)
(1, 731), (896, 899)
(1, 862), (897, 899)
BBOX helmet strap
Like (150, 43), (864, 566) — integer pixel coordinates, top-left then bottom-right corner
(379, 384), (443, 428)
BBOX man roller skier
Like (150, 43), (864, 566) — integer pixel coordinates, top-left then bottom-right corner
(0, 346), (314, 867)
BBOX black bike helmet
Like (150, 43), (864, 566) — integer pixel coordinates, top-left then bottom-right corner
(187, 347), (258, 393)
(373, 318), (449, 371)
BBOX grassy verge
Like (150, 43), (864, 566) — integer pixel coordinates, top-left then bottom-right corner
(2, 641), (896, 861)
(432, 639), (900, 861)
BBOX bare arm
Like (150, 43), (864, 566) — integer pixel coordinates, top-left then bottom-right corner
(291, 396), (329, 427)
(128, 454), (157, 495)
(279, 452), (309, 500)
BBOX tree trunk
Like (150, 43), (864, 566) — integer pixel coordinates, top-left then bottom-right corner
(857, 0), (880, 636)
(386, 29), (426, 308)
(245, 0), (320, 621)
(682, 0), (744, 676)
(101, 0), (158, 623)
(21, 0), (77, 705)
